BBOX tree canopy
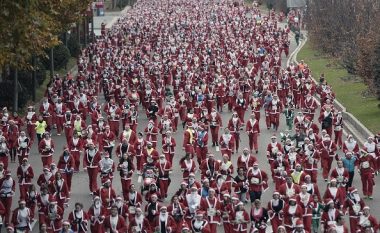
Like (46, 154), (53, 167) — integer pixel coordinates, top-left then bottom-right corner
(0, 0), (92, 70)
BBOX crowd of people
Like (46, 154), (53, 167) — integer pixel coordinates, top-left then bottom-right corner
(0, 0), (379, 232)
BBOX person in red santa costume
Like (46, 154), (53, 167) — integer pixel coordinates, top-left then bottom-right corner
(68, 133), (83, 172)
(200, 153), (220, 182)
(195, 124), (208, 164)
(53, 97), (66, 136)
(250, 199), (269, 233)
(155, 154), (172, 200)
(333, 112), (344, 149)
(283, 197), (303, 233)
(39, 97), (53, 132)
(266, 135), (284, 165)
(271, 154), (290, 190)
(297, 184), (313, 232)
(129, 207), (151, 233)
(191, 210), (211, 233)
(99, 152), (115, 184)
(25, 106), (37, 144)
(237, 148), (258, 172)
(102, 125), (116, 159)
(184, 186), (201, 226)
(95, 179), (116, 210)
(268, 94), (283, 131)
(234, 92), (247, 122)
(0, 170), (15, 226)
(358, 149), (376, 199)
(250, 92), (262, 122)
(83, 142), (101, 194)
(267, 191), (285, 232)
(63, 111), (74, 144)
(321, 199), (343, 232)
(11, 199), (32, 233)
(208, 108), (222, 147)
(38, 132), (55, 167)
(357, 206), (379, 232)
(152, 206), (177, 233)
(323, 179), (345, 210)
(104, 205), (127, 233)
(317, 135), (337, 181)
(162, 130), (176, 164)
(219, 127), (235, 160)
(330, 160), (349, 189)
(104, 99), (121, 137)
(68, 202), (88, 233)
(199, 188), (221, 233)
(246, 114), (260, 154)
(343, 187), (365, 233)
(45, 196), (64, 233)
(145, 120), (159, 148)
(49, 171), (69, 211)
(302, 144), (320, 183)
(228, 112), (243, 154)
(302, 175), (322, 201)
(231, 202), (250, 233)
(278, 176), (301, 203)
(180, 153), (197, 180)
(342, 135), (360, 155)
(57, 146), (75, 192)
(16, 158), (34, 200)
(16, 131), (31, 164)
(246, 162), (269, 202)
(87, 196), (106, 233)
(167, 195), (187, 233)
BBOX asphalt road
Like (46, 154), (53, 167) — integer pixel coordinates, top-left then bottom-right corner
(7, 20), (378, 233)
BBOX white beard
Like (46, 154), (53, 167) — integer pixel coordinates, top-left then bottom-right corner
(159, 213), (168, 222)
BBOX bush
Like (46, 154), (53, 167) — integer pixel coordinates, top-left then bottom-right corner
(67, 35), (81, 58)
(42, 44), (71, 71)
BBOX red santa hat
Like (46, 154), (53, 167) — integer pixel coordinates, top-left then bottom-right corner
(186, 122), (193, 127)
(231, 194), (239, 200)
(195, 210), (205, 217)
(49, 196), (57, 204)
(181, 181), (188, 186)
(62, 221), (70, 226)
(18, 199), (26, 204)
(363, 206), (370, 210)
(253, 162), (259, 166)
(295, 219), (304, 228)
(160, 206), (167, 211)
(271, 134), (277, 139)
(6, 224), (14, 231)
(189, 172), (195, 177)
(348, 187), (358, 194)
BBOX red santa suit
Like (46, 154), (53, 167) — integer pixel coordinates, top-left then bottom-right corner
(246, 116), (260, 152)
(16, 135), (31, 163)
(200, 158), (220, 181)
(106, 104), (122, 137)
(219, 133), (235, 160)
(303, 95), (318, 119)
(16, 163), (34, 199)
(297, 192), (313, 232)
(68, 136), (83, 172)
(45, 202), (64, 233)
(237, 153), (257, 171)
(267, 198), (285, 232)
(342, 138), (360, 155)
(333, 114), (344, 148)
(321, 207), (340, 232)
(228, 116), (243, 153)
(102, 129), (116, 157)
(57, 152), (75, 191)
(358, 154), (376, 197)
(162, 135), (176, 164)
(302, 150), (320, 183)
(11, 205), (32, 232)
(232, 209), (250, 233)
(125, 190), (143, 220)
(152, 212), (177, 233)
(180, 157), (196, 180)
(87, 204), (107, 233)
(129, 214), (151, 233)
(195, 128), (209, 163)
(323, 184), (345, 209)
(318, 139), (337, 180)
(283, 202), (303, 233)
(200, 196), (221, 233)
(250, 97), (262, 121)
(208, 110), (223, 145)
(268, 97), (283, 130)
(266, 141), (284, 164)
(39, 100), (53, 131)
(25, 110), (37, 143)
(246, 167), (269, 201)
(83, 148), (101, 193)
(54, 101), (66, 135)
(344, 192), (365, 233)
(234, 97), (247, 122)
(0, 173), (15, 225)
(155, 158), (172, 199)
(104, 214), (127, 233)
(38, 137), (55, 167)
(49, 178), (69, 210)
(145, 123), (159, 147)
(357, 212), (378, 233)
(278, 183), (301, 203)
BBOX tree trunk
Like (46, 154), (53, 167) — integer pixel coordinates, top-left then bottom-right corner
(50, 47), (54, 80)
(32, 55), (37, 101)
(13, 68), (18, 112)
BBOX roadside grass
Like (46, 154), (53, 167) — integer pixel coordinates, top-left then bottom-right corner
(298, 42), (380, 134)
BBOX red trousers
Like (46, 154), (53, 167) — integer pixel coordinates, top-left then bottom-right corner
(71, 151), (81, 172)
(0, 196), (12, 225)
(303, 215), (312, 233)
(209, 223), (217, 233)
(210, 127), (220, 143)
(136, 156), (143, 172)
(19, 184), (31, 200)
(349, 216), (359, 233)
(41, 155), (53, 167)
(87, 167), (98, 192)
(121, 178), (132, 200)
(248, 133), (259, 152)
(0, 156), (8, 170)
(217, 97), (225, 111)
(304, 170), (318, 183)
(321, 157), (333, 179)
(233, 132), (240, 152)
(27, 124), (36, 143)
(195, 146), (208, 164)
(159, 178), (170, 199)
(64, 127), (73, 144)
(62, 173), (73, 191)
(220, 148), (232, 160)
(109, 120), (120, 137)
(270, 113), (280, 130)
(223, 222), (234, 233)
(236, 109), (245, 123)
(56, 116), (64, 134)
(270, 215), (282, 232)
(334, 130), (343, 147)
(360, 171), (374, 196)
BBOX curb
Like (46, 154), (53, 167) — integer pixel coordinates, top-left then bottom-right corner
(288, 32), (373, 145)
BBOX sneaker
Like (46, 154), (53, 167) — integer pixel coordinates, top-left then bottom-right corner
(369, 196), (373, 200)
(90, 192), (93, 195)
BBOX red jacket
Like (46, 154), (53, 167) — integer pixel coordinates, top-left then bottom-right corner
(104, 214), (127, 233)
